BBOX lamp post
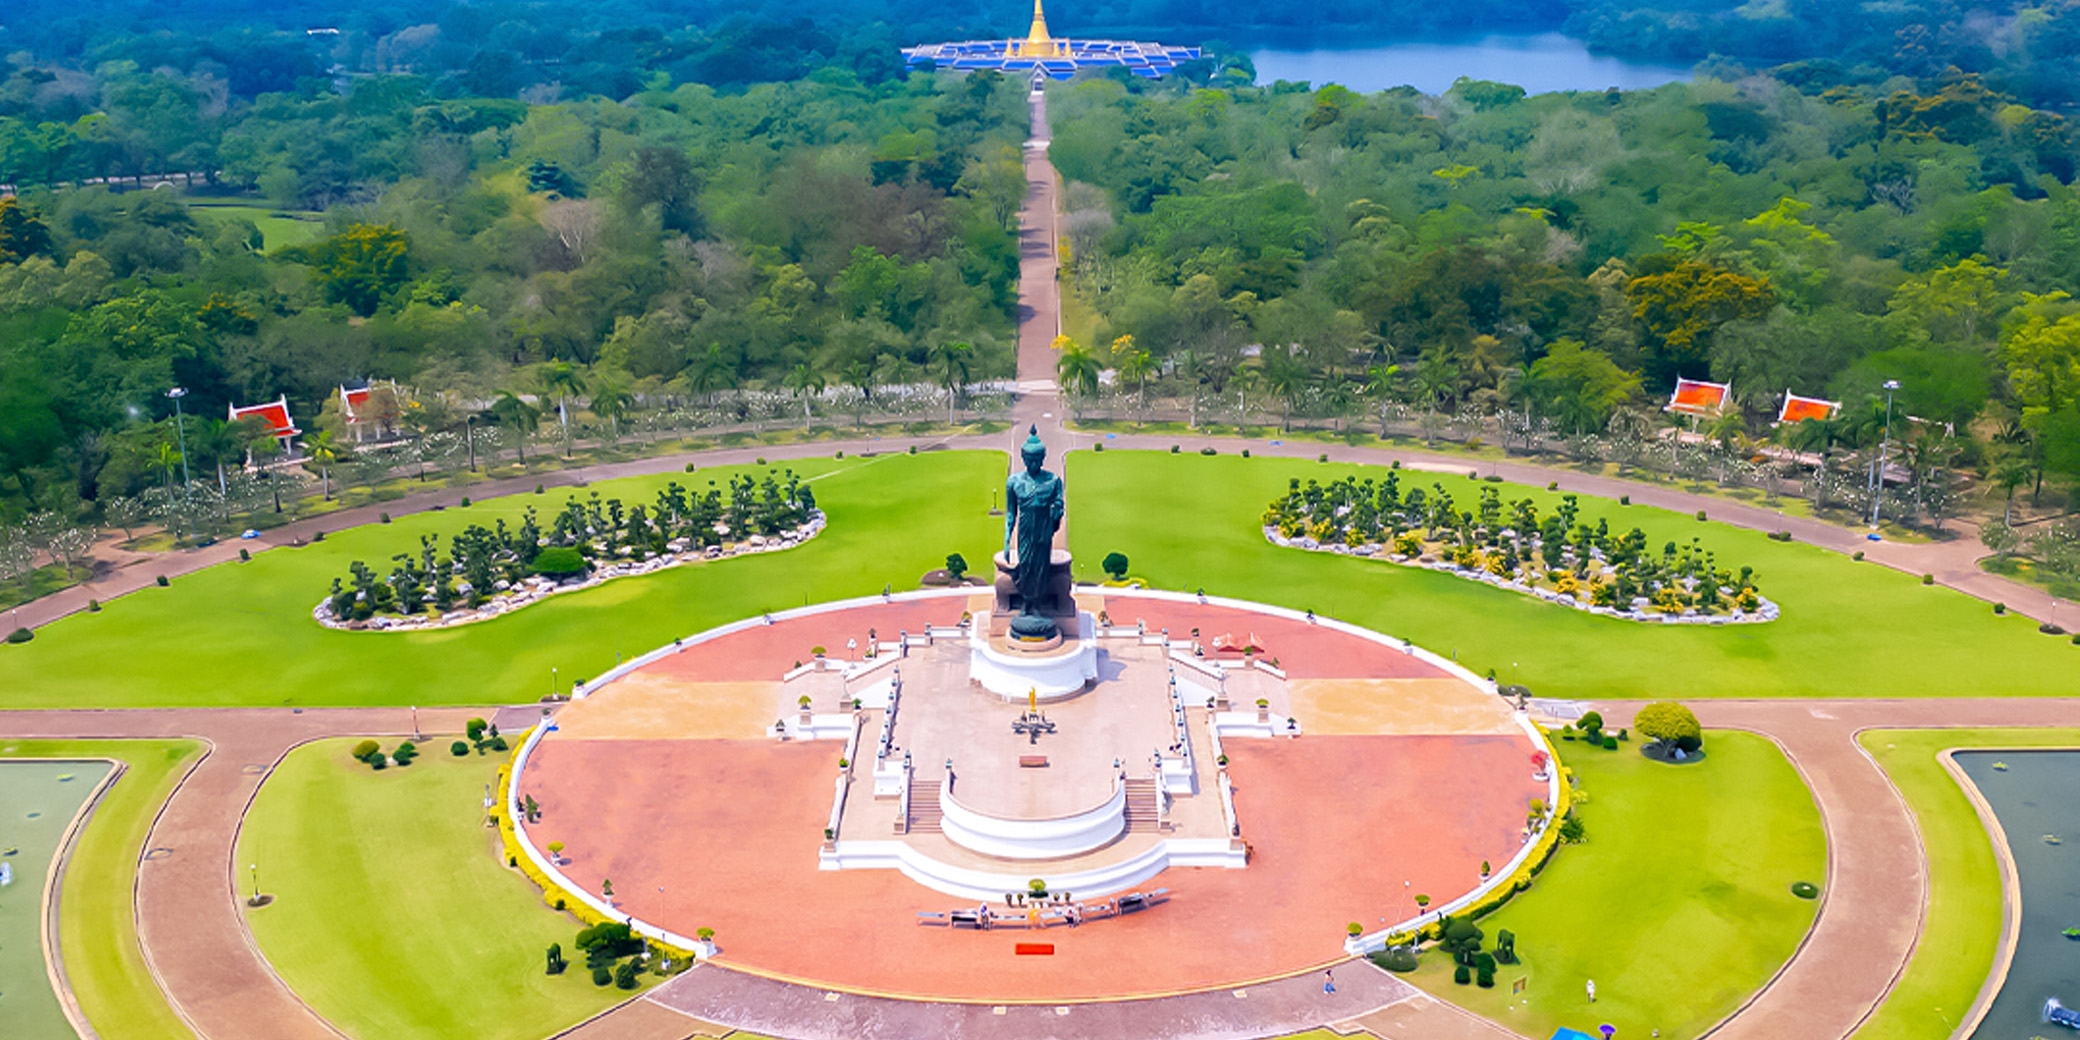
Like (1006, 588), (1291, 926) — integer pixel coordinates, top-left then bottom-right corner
(166, 387), (193, 499)
(1869, 379), (1901, 528)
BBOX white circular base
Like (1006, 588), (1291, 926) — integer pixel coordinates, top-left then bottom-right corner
(970, 611), (1099, 700)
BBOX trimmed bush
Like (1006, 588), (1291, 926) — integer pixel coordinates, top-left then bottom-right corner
(460, 496), (471, 506)
(614, 961), (639, 989)
(1093, 442), (1105, 452)
(1768, 530), (1792, 541)
(1547, 481), (1558, 491)
(1852, 550), (1865, 561)
(907, 444), (917, 454)
(1995, 602), (2008, 615)
(2071, 633), (2080, 646)
(1102, 552), (1130, 580)
(392, 741), (418, 765)
(1453, 963), (1471, 985)
(239, 548), (251, 562)
(380, 512), (391, 524)
(2041, 622), (2068, 636)
(1372, 945), (1419, 972)
(1695, 509), (1708, 521)
(155, 574), (170, 587)
(87, 599), (100, 612)
(1200, 446), (1217, 455)
(1484, 473), (1503, 482)
(1319, 453), (1330, 462)
(1618, 494), (1630, 505)
(1170, 444), (1181, 453)
(5, 626), (32, 644)
(684, 463), (697, 473)
(546, 943), (566, 974)
(1602, 736), (1619, 750)
(534, 483), (544, 494)
(1922, 573), (1935, 585)
(1790, 880), (1820, 899)
(755, 457), (767, 466)
(313, 530), (325, 541)
(450, 740), (469, 756)
(352, 739), (380, 761)
(531, 547), (588, 577)
(591, 965), (611, 986)
(1241, 449), (1250, 458)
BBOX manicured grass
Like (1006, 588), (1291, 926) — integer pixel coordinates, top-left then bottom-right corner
(186, 202), (323, 251)
(0, 562), (84, 611)
(1853, 728), (2080, 1040)
(237, 738), (629, 1040)
(0, 452), (1007, 708)
(47, 741), (205, 1040)
(1067, 452), (2074, 697)
(1407, 732), (1825, 1039)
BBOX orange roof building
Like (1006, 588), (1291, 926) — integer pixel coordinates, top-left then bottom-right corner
(1665, 377), (1731, 418)
(1776, 390), (1840, 424)
(338, 383), (401, 443)
(228, 397), (300, 443)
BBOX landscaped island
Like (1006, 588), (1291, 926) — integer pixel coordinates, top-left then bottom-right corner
(316, 472), (821, 631)
(1264, 473), (1776, 624)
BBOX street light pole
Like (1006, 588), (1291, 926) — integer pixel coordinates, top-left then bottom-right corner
(167, 387), (193, 500)
(1869, 379), (1901, 528)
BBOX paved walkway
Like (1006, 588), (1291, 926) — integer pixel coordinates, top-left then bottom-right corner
(0, 707), (482, 1040)
(1592, 698), (2080, 1040)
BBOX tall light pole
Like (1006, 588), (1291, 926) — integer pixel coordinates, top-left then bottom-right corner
(166, 387), (193, 498)
(1869, 379), (1901, 528)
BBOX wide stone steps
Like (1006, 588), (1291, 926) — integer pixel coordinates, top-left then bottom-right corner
(1124, 777), (1161, 833)
(908, 776), (943, 834)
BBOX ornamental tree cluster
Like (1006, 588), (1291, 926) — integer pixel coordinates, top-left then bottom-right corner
(1265, 474), (1763, 615)
(325, 474), (816, 620)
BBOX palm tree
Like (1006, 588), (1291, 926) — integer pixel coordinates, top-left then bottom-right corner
(1231, 362), (1261, 426)
(1260, 349), (1312, 432)
(783, 361), (826, 432)
(1363, 363), (1401, 437)
(539, 362), (588, 457)
(248, 433), (286, 512)
(929, 342), (974, 426)
(193, 418), (245, 498)
(308, 430), (340, 500)
(1117, 348), (1157, 423)
(152, 441), (182, 490)
(688, 345), (735, 406)
(590, 381), (633, 444)
(841, 359), (875, 427)
(1055, 339), (1102, 417)
(490, 391), (541, 464)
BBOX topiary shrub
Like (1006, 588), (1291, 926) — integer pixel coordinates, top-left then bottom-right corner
(531, 547), (588, 577)
(546, 943), (566, 974)
(2040, 622), (2068, 636)
(1790, 880), (1819, 899)
(1852, 550), (1864, 561)
(1200, 446), (1217, 455)
(380, 512), (391, 524)
(1768, 530), (1792, 541)
(1619, 495), (1629, 505)
(87, 599), (101, 612)
(1171, 444), (1181, 453)
(535, 483), (545, 494)
(1372, 945), (1419, 972)
(1695, 509), (1708, 521)
(1602, 736), (1619, 750)
(1453, 963), (1471, 985)
(907, 444), (918, 454)
(5, 627), (32, 644)
(614, 961), (639, 989)
(352, 739), (380, 761)
(450, 740), (469, 757)
(460, 496), (471, 506)
(239, 548), (251, 562)
(313, 530), (325, 541)
(1093, 442), (1105, 451)
(1102, 552), (1130, 580)
(392, 741), (418, 765)
(1636, 700), (1702, 758)
(1922, 573), (1935, 585)
(591, 965), (611, 986)
(1241, 448), (1251, 458)
(1994, 602), (2007, 615)
(155, 574), (170, 587)
(1319, 453), (1330, 462)
(1547, 481), (1558, 491)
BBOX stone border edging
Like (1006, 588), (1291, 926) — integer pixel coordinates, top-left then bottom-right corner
(1263, 527), (1780, 626)
(1937, 746), (2047, 1040)
(32, 757), (125, 1040)
(310, 515), (825, 633)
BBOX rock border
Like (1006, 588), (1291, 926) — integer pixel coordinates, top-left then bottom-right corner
(313, 513), (825, 632)
(1264, 526), (1779, 626)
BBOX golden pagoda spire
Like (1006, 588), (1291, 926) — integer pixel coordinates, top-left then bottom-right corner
(1013, 0), (1058, 58)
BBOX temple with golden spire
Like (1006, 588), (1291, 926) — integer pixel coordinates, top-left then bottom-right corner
(901, 0), (1200, 80)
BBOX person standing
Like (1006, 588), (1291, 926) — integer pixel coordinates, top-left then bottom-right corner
(1587, 978), (1597, 1003)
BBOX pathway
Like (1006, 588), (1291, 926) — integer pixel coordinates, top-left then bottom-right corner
(0, 707), (482, 1040)
(1591, 697), (2080, 1040)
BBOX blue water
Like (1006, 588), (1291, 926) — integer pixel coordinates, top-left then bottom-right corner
(1249, 33), (1692, 96)
(1956, 751), (2080, 1040)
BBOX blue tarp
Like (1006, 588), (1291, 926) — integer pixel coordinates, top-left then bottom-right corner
(1551, 1030), (1599, 1040)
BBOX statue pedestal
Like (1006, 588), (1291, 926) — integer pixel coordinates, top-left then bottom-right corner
(970, 611), (1098, 700)
(991, 549), (1075, 638)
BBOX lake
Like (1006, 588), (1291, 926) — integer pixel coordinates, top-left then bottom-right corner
(1249, 33), (1693, 96)
(1955, 750), (2080, 1040)
(0, 759), (114, 1040)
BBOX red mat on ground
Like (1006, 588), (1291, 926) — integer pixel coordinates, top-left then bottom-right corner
(520, 732), (1537, 1001)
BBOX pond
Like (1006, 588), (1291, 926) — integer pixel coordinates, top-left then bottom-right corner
(1955, 750), (2080, 1039)
(1248, 33), (1693, 96)
(0, 759), (114, 1040)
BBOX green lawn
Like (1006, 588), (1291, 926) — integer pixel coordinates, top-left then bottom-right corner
(238, 738), (633, 1040)
(1067, 452), (2074, 698)
(1852, 728), (2080, 1040)
(0, 452), (1006, 708)
(1407, 732), (1826, 1039)
(186, 202), (323, 251)
(0, 739), (201, 1040)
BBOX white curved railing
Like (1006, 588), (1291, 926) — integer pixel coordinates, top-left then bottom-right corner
(821, 836), (1243, 901)
(938, 773), (1125, 860)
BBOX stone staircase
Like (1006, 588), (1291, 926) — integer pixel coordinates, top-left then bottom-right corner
(1124, 776), (1161, 833)
(907, 774), (943, 834)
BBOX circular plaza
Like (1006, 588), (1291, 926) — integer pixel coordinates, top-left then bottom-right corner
(508, 585), (1555, 1001)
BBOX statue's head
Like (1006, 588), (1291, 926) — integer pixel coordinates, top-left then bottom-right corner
(1020, 425), (1047, 472)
